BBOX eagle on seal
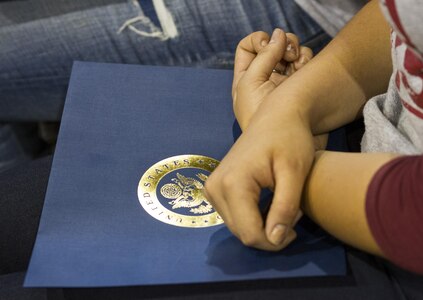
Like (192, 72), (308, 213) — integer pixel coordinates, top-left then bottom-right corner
(166, 173), (213, 214)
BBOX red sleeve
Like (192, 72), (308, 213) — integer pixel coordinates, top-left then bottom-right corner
(366, 155), (423, 274)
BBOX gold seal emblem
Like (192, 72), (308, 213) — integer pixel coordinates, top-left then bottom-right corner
(138, 155), (223, 228)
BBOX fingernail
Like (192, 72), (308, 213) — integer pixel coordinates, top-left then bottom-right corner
(286, 43), (292, 51)
(269, 224), (287, 245)
(286, 42), (297, 56)
(269, 28), (282, 44)
(261, 40), (268, 47)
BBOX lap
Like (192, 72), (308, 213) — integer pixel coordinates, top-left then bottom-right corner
(0, 0), (329, 121)
(2, 156), (422, 299)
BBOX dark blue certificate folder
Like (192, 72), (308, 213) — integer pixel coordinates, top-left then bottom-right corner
(25, 62), (346, 287)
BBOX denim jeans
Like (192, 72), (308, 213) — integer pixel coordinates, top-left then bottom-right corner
(0, 0), (330, 171)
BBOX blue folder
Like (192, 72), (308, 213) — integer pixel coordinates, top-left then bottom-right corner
(25, 62), (346, 287)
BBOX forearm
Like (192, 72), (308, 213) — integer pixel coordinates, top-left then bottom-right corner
(302, 151), (399, 256)
(256, 0), (391, 134)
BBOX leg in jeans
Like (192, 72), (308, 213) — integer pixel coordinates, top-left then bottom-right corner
(0, 0), (330, 171)
(0, 157), (52, 299)
(0, 124), (29, 172)
(0, 0), (329, 121)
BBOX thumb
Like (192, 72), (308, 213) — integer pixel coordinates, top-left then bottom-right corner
(243, 28), (287, 83)
(265, 169), (303, 246)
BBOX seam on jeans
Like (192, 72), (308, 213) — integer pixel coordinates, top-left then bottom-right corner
(117, 0), (177, 41)
(0, 75), (70, 89)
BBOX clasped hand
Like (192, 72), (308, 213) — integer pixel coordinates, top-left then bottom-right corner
(232, 29), (313, 131)
(204, 29), (324, 251)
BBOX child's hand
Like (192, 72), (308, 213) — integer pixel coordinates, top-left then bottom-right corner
(205, 103), (316, 251)
(204, 29), (325, 252)
(233, 29), (313, 130)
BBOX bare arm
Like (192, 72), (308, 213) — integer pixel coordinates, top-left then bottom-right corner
(205, 0), (396, 252)
(303, 151), (399, 256)
(256, 0), (392, 134)
(279, 1), (396, 255)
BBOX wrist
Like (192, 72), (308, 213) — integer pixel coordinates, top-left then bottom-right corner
(257, 90), (314, 131)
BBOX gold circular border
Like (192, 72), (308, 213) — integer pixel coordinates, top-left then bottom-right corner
(138, 154), (223, 228)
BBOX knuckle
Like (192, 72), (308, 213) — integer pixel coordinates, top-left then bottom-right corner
(286, 32), (300, 44)
(250, 30), (268, 40)
(255, 30), (267, 36)
(204, 176), (217, 198)
(220, 173), (237, 190)
(237, 31), (268, 52)
(259, 48), (280, 63)
(280, 158), (310, 175)
(253, 31), (269, 40)
(235, 43), (243, 53)
(204, 172), (237, 200)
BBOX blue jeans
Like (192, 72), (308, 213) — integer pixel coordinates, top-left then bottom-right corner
(0, 0), (330, 170)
